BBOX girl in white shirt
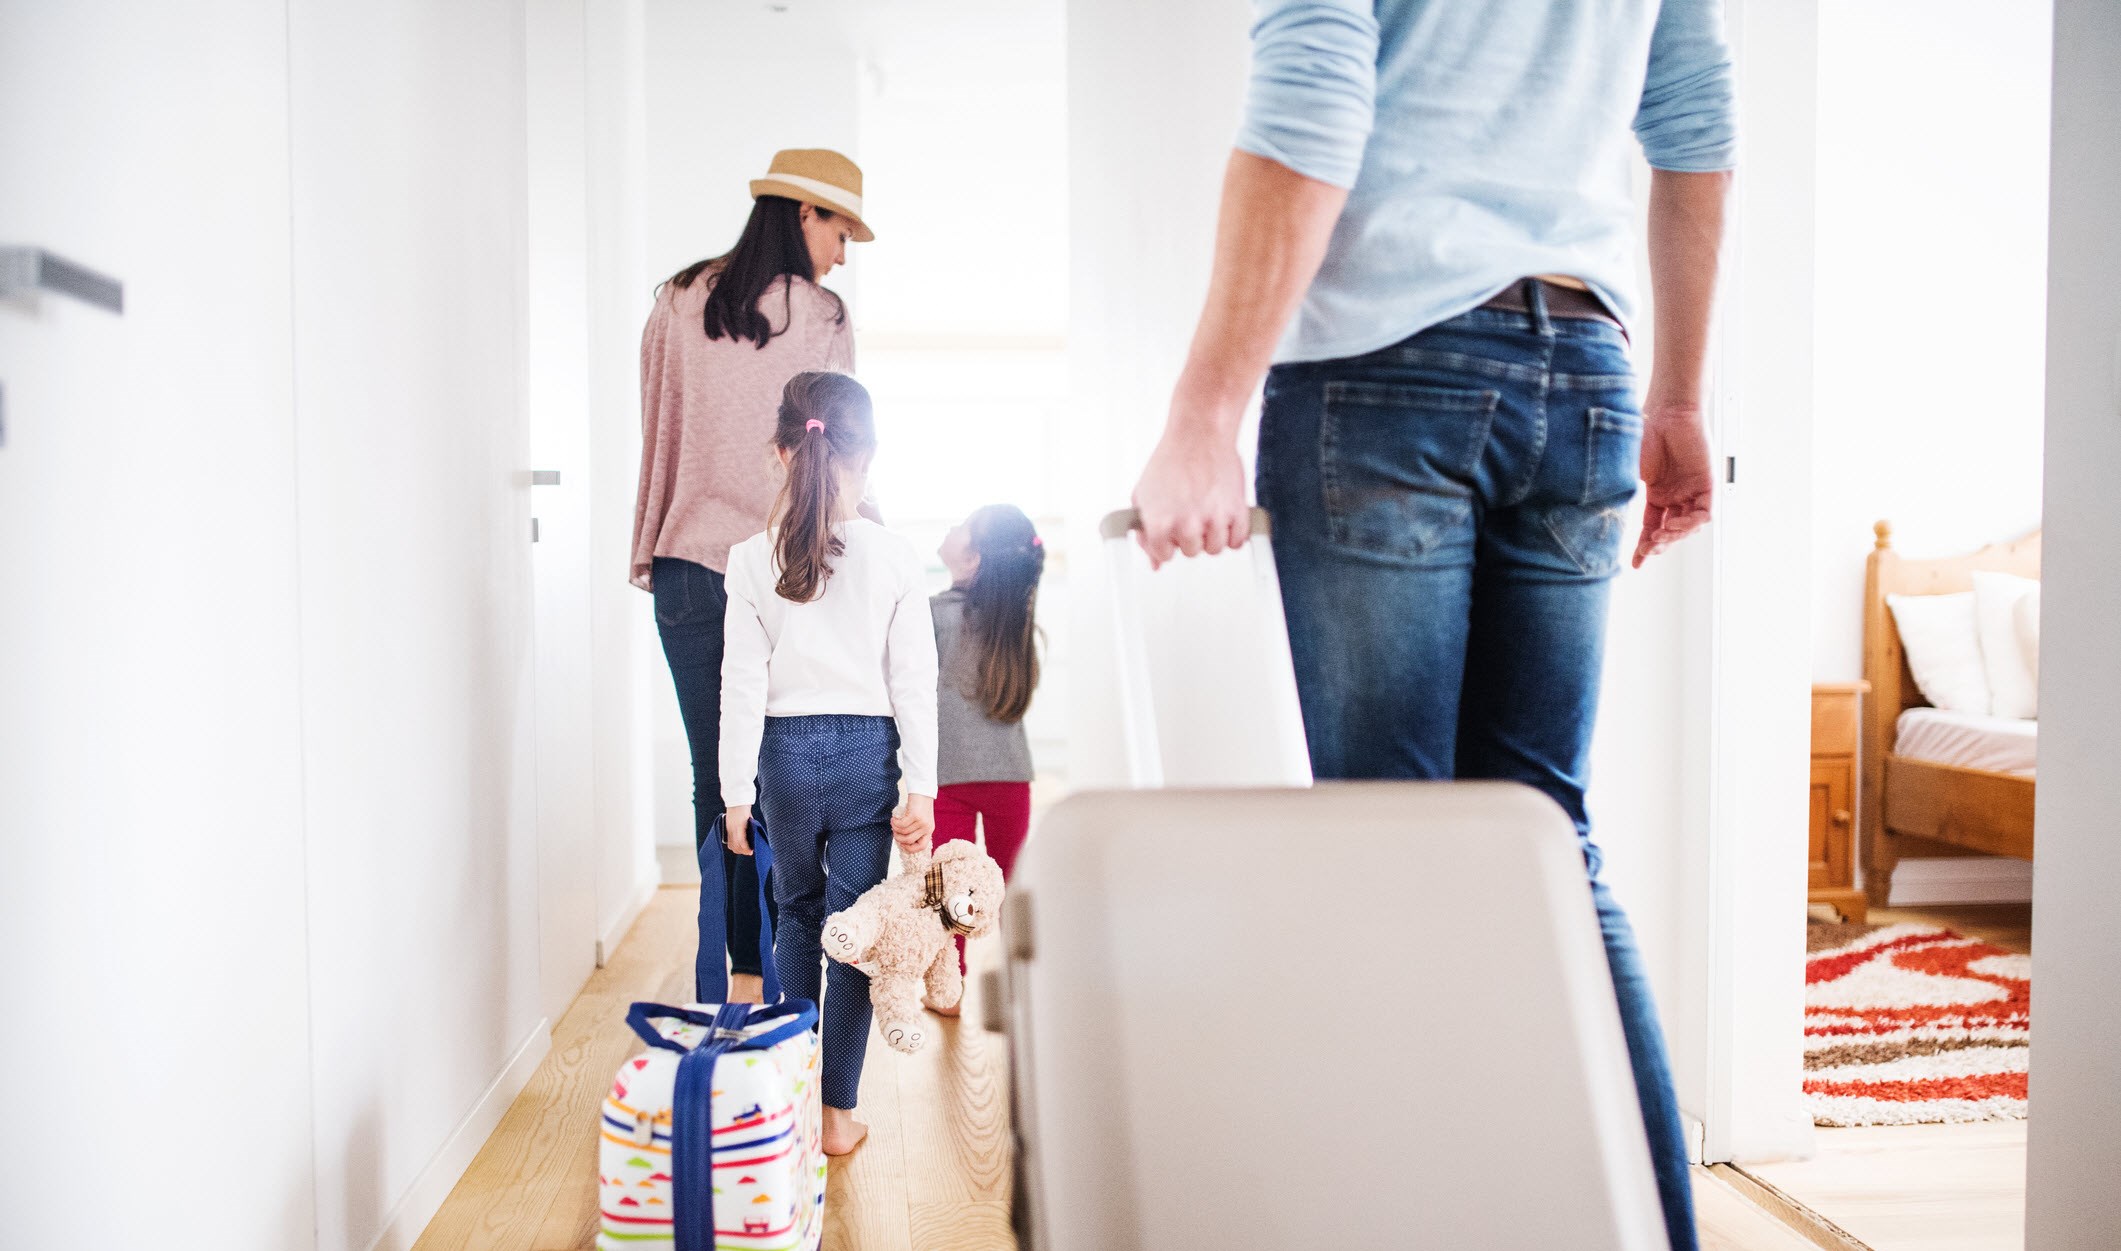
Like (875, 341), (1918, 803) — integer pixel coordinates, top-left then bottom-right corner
(720, 370), (938, 1156)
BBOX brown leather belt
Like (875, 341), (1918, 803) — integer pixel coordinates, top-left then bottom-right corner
(1479, 278), (1622, 328)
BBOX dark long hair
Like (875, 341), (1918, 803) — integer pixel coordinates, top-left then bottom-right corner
(662, 196), (846, 349)
(959, 505), (1045, 724)
(769, 371), (876, 603)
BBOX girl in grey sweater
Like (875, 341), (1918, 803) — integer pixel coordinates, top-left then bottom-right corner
(930, 505), (1046, 998)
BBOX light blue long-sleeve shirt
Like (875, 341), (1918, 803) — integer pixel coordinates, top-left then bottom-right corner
(1237, 0), (1738, 363)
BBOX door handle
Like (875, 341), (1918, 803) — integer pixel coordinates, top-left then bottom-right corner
(530, 469), (561, 486)
(0, 247), (123, 313)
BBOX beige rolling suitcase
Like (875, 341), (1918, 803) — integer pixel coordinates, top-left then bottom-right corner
(989, 511), (1663, 1250)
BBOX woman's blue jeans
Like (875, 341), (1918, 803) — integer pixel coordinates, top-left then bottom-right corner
(652, 556), (769, 997)
(1257, 292), (1699, 1251)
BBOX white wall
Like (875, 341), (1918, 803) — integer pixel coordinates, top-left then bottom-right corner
(284, 4), (544, 1247)
(2025, 0), (2121, 1241)
(1810, 0), (2052, 683)
(6, 3), (656, 1247)
(641, 0), (862, 298)
(586, 0), (663, 948)
(1064, 0), (1252, 793)
(0, 5), (316, 1247)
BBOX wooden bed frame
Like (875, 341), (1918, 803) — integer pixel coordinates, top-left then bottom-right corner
(1861, 520), (2039, 908)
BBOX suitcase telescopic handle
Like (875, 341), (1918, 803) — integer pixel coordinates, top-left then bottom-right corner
(1098, 507), (1273, 542)
(1099, 504), (1311, 789)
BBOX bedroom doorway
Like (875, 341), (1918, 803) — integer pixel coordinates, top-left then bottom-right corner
(1711, 1), (2053, 1248)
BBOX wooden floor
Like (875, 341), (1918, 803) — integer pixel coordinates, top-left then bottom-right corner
(412, 885), (1014, 1251)
(414, 883), (1814, 1251)
(1864, 902), (2032, 955)
(1744, 901), (2034, 1251)
(1743, 1121), (2028, 1251)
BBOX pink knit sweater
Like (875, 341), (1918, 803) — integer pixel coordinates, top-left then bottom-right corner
(631, 272), (856, 587)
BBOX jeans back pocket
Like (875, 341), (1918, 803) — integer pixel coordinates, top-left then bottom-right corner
(1582, 407), (1644, 507)
(653, 557), (724, 630)
(1320, 379), (1499, 563)
(1541, 406), (1644, 578)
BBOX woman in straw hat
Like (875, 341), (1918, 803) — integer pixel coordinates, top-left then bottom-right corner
(631, 148), (874, 1008)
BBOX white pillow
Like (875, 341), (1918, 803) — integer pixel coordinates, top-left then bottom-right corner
(1973, 571), (2040, 719)
(1888, 591), (1991, 714)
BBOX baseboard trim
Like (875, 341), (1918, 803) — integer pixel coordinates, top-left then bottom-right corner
(599, 871), (661, 966)
(656, 841), (701, 886)
(1887, 856), (2034, 906)
(1714, 1163), (1872, 1251)
(1683, 1112), (1706, 1165)
(365, 1017), (552, 1251)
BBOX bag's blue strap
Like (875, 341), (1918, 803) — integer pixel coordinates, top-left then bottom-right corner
(705, 813), (782, 1005)
(737, 998), (816, 1050)
(626, 1002), (719, 1053)
(749, 817), (782, 1005)
(671, 1002), (753, 1251)
(625, 1000), (820, 1055)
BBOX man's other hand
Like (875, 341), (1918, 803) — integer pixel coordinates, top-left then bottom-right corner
(1633, 406), (1714, 567)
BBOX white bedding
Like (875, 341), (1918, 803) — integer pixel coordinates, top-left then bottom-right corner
(1894, 708), (2037, 775)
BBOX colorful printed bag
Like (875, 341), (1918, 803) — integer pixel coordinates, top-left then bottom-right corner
(597, 1000), (825, 1251)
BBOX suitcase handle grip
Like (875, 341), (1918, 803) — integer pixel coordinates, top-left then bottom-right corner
(1098, 507), (1273, 542)
(627, 1000), (819, 1054)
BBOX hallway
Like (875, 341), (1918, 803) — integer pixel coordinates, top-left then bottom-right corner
(413, 884), (1832, 1251)
(412, 887), (1014, 1251)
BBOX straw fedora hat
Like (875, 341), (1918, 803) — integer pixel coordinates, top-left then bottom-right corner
(750, 148), (874, 243)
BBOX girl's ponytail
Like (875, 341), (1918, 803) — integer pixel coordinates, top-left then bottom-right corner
(770, 371), (876, 603)
(961, 504), (1046, 723)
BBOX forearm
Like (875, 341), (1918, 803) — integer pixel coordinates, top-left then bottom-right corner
(1168, 151), (1349, 438)
(718, 588), (770, 806)
(886, 593), (939, 798)
(1644, 168), (1732, 413)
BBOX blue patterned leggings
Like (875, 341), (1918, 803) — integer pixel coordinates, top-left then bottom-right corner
(755, 714), (900, 1111)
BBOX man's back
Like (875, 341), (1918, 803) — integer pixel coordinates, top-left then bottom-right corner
(1238, 0), (1736, 362)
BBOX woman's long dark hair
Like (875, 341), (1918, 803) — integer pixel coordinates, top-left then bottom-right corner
(959, 505), (1045, 724)
(769, 371), (875, 603)
(662, 195), (846, 349)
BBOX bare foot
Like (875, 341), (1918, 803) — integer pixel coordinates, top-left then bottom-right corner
(822, 1105), (869, 1156)
(725, 973), (764, 1005)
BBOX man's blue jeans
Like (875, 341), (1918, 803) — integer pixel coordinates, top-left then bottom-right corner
(1257, 291), (1699, 1251)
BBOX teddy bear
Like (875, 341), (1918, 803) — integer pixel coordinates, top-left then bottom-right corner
(819, 839), (1007, 1054)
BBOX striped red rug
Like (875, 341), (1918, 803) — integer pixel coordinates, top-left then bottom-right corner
(1804, 922), (2030, 1127)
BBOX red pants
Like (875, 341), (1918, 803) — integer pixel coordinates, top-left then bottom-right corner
(934, 781), (1031, 972)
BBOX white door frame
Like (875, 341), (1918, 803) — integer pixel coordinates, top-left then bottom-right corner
(1688, 0), (1820, 1166)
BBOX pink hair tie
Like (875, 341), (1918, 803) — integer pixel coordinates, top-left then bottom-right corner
(805, 419), (826, 433)
(1030, 536), (1043, 548)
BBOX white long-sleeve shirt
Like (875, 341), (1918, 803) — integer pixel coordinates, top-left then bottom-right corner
(719, 520), (939, 807)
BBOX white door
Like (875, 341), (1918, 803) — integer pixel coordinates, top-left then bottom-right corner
(281, 4), (547, 1245)
(0, 3), (319, 1245)
(1692, 0), (1819, 1165)
(527, 0), (602, 1025)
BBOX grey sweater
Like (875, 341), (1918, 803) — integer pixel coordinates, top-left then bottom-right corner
(931, 589), (1035, 787)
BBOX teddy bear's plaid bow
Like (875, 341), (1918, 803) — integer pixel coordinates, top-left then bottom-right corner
(921, 861), (977, 936)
